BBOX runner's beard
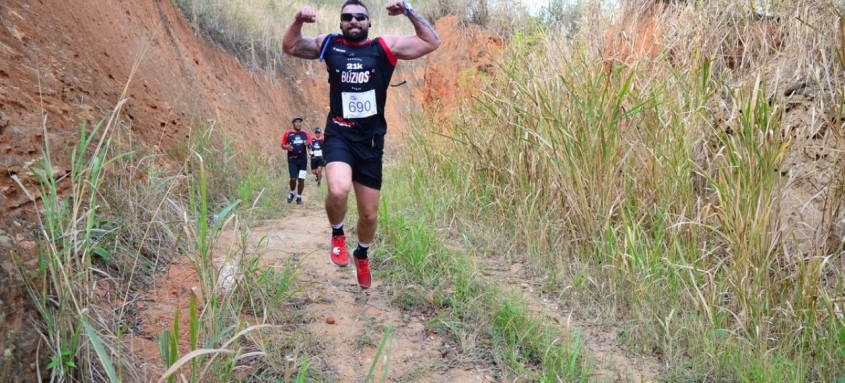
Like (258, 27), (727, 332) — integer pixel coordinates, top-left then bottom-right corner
(342, 27), (369, 43)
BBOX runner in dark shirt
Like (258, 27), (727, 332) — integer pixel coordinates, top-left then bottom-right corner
(310, 127), (325, 186)
(283, 0), (440, 289)
(281, 116), (312, 205)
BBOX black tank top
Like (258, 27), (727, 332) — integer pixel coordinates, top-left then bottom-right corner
(310, 137), (324, 158)
(321, 36), (396, 142)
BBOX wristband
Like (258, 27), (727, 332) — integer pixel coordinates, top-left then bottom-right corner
(402, 0), (413, 16)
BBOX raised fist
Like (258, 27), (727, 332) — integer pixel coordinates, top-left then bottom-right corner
(385, 0), (408, 16)
(296, 7), (317, 23)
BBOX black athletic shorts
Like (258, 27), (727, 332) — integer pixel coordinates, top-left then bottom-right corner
(323, 133), (384, 190)
(310, 157), (325, 169)
(287, 157), (308, 179)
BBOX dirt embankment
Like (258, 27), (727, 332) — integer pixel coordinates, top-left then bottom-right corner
(422, 16), (502, 122)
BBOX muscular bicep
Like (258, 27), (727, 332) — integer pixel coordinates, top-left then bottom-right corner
(292, 36), (320, 59)
(389, 35), (440, 60)
(286, 34), (328, 60)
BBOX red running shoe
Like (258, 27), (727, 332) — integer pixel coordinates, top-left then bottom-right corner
(330, 235), (349, 267)
(352, 249), (371, 289)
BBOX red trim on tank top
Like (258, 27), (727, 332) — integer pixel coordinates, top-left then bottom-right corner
(341, 38), (371, 47)
(377, 38), (397, 66)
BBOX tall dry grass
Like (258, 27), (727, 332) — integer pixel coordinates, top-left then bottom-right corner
(170, 0), (551, 75)
(15, 99), (310, 381)
(170, 0), (456, 75)
(399, 0), (845, 380)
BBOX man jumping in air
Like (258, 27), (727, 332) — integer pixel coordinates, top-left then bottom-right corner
(282, 0), (440, 289)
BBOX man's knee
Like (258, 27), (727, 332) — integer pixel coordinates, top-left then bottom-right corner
(328, 175), (352, 194)
(358, 197), (379, 223)
(359, 209), (378, 224)
(327, 178), (351, 199)
(327, 186), (350, 202)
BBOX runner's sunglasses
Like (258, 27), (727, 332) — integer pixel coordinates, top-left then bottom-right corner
(341, 13), (369, 22)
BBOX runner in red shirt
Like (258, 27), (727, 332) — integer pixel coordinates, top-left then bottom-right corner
(281, 116), (312, 205)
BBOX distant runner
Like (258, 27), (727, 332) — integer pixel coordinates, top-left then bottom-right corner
(281, 116), (312, 205)
(282, 0), (440, 288)
(310, 127), (325, 187)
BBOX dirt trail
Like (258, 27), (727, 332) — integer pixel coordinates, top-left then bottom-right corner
(130, 180), (493, 382)
(128, 177), (665, 381)
(279, 182), (664, 382)
(252, 184), (494, 382)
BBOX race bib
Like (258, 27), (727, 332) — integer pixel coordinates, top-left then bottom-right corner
(298, 170), (307, 179)
(342, 89), (377, 119)
(313, 150), (323, 157)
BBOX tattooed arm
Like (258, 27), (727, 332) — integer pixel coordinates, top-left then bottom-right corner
(383, 0), (441, 60)
(282, 7), (327, 59)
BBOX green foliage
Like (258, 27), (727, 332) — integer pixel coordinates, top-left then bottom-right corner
(178, 122), (289, 220)
(14, 115), (129, 382)
(47, 348), (77, 375)
(152, 122), (308, 382)
(537, 0), (583, 34)
(380, 171), (589, 380)
(365, 322), (394, 382)
(158, 308), (180, 383)
(17, 107), (306, 381)
(83, 318), (121, 383)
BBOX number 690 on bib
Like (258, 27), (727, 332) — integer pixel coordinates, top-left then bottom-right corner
(342, 89), (377, 119)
